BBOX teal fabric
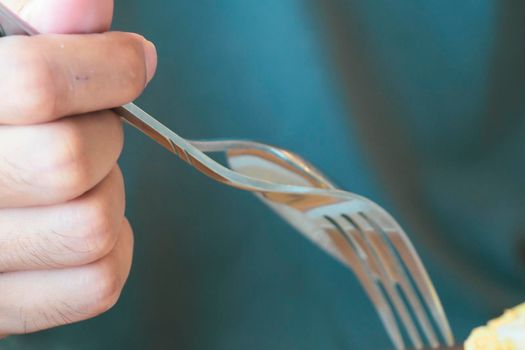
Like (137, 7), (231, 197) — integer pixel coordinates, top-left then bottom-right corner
(5, 1), (525, 349)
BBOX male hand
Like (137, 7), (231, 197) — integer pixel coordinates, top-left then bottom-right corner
(0, 0), (156, 336)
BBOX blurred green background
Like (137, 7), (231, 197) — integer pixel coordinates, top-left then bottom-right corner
(6, 0), (525, 349)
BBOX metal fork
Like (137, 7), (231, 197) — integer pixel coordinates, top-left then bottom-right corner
(225, 146), (455, 349)
(0, 3), (454, 348)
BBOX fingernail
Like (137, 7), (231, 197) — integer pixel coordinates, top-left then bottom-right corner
(142, 39), (157, 84)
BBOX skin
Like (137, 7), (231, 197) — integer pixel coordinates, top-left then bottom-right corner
(0, 0), (157, 337)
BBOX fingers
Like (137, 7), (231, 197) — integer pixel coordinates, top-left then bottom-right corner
(0, 110), (123, 208)
(0, 32), (157, 124)
(0, 219), (133, 335)
(2, 0), (114, 33)
(0, 0), (141, 336)
(0, 166), (125, 272)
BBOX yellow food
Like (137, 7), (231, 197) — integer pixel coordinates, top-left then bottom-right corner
(465, 302), (525, 350)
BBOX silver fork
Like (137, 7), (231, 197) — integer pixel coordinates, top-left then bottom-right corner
(0, 4), (454, 348)
(224, 146), (455, 349)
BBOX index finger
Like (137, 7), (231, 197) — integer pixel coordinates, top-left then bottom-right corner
(0, 31), (157, 124)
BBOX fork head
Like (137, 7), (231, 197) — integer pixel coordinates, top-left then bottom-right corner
(223, 145), (455, 350)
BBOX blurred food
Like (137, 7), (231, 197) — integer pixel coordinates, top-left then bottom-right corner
(465, 302), (525, 350)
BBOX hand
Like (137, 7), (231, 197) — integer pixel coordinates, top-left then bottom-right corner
(0, 0), (157, 337)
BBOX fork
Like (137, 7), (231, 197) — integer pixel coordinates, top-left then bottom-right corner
(121, 103), (459, 348)
(224, 146), (455, 349)
(0, 4), (454, 348)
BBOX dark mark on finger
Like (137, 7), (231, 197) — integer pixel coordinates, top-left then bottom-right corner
(75, 75), (90, 81)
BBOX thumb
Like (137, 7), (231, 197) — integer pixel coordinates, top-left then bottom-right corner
(2, 0), (114, 34)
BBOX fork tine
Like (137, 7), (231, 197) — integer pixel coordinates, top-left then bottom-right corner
(335, 215), (424, 349)
(347, 214), (439, 348)
(323, 217), (405, 350)
(361, 210), (455, 346)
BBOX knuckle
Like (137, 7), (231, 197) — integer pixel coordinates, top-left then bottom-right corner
(16, 46), (60, 120)
(83, 263), (122, 316)
(75, 197), (119, 261)
(36, 124), (91, 198)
